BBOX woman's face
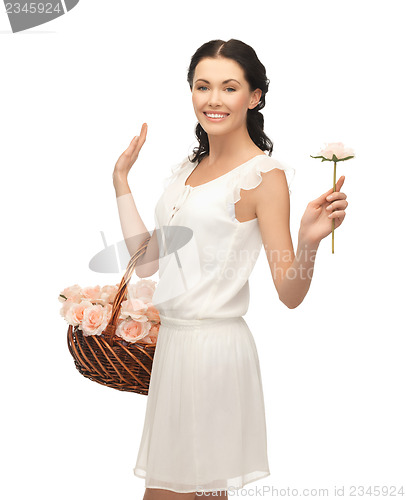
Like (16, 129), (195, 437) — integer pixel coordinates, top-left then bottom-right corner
(191, 57), (261, 136)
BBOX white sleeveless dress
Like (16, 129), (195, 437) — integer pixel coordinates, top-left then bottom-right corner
(133, 153), (295, 493)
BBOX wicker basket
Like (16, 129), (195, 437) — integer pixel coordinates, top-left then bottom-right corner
(67, 235), (157, 395)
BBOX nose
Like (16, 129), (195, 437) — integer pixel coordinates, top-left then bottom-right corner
(207, 89), (222, 108)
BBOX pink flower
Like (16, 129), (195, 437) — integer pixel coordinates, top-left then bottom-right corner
(105, 303), (113, 320)
(310, 141), (354, 254)
(145, 304), (161, 323)
(90, 298), (108, 306)
(63, 300), (93, 326)
(81, 285), (102, 301)
(58, 281), (157, 339)
(81, 304), (109, 336)
(100, 285), (119, 304)
(60, 298), (78, 320)
(317, 142), (355, 161)
(141, 324), (160, 344)
(58, 284), (82, 303)
(116, 318), (151, 343)
(119, 298), (149, 321)
(127, 279), (156, 302)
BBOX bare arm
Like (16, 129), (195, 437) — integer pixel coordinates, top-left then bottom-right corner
(113, 124), (159, 279)
(254, 168), (306, 308)
(276, 176), (348, 307)
(276, 234), (320, 309)
(255, 168), (348, 309)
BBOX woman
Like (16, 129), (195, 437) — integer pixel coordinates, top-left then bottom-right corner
(113, 39), (348, 500)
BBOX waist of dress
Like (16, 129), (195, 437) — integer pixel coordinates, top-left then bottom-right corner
(159, 315), (243, 328)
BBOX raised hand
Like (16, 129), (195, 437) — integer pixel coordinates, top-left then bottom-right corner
(113, 123), (148, 181)
(299, 175), (348, 246)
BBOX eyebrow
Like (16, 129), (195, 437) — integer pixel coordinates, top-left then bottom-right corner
(194, 78), (241, 86)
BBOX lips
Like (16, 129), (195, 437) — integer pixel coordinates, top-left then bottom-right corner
(203, 112), (230, 122)
(204, 112), (229, 117)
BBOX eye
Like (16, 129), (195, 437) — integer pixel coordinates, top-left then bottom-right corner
(196, 86), (236, 92)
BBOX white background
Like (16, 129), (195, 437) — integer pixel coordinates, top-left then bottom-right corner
(1, 0), (405, 498)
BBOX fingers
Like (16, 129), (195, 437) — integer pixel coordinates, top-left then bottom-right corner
(312, 176), (346, 206)
(130, 135), (139, 146)
(328, 209), (347, 221)
(137, 123), (148, 149)
(126, 123), (148, 157)
(326, 179), (348, 220)
(326, 192), (347, 202)
(132, 123), (148, 150)
(313, 175), (345, 205)
(334, 175), (345, 192)
(140, 122), (148, 140)
(125, 136), (139, 157)
(326, 198), (349, 212)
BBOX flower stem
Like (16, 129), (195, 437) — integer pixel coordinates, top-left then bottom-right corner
(332, 161), (336, 254)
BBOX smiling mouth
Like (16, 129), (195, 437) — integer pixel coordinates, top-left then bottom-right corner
(203, 112), (230, 121)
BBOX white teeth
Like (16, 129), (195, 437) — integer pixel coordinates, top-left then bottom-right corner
(206, 113), (228, 118)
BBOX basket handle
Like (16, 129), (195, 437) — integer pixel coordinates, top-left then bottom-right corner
(103, 235), (152, 342)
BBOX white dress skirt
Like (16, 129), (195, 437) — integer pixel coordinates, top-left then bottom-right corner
(133, 315), (271, 493)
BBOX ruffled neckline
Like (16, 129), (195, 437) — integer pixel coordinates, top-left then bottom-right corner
(183, 154), (268, 190)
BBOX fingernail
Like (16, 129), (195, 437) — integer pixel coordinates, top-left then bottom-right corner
(326, 195), (332, 200)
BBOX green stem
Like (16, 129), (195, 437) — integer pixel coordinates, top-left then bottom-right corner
(332, 162), (336, 254)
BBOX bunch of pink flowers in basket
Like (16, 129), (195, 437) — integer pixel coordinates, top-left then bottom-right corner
(58, 279), (160, 344)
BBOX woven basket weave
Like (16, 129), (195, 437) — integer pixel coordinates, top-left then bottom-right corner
(67, 235), (157, 395)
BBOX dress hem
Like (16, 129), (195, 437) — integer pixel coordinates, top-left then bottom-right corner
(133, 467), (271, 494)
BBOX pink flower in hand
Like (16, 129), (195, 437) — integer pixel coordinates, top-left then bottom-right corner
(310, 141), (354, 254)
(312, 142), (355, 162)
